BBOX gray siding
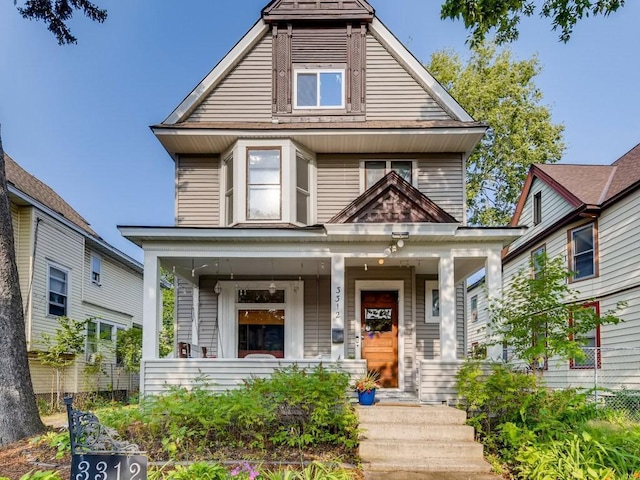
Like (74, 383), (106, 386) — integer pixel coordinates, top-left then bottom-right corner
(366, 34), (452, 121)
(199, 277), (219, 356)
(176, 156), (221, 227)
(417, 155), (464, 222)
(416, 275), (440, 360)
(316, 154), (465, 223)
(175, 276), (194, 344)
(188, 34), (273, 123)
(303, 275), (332, 358)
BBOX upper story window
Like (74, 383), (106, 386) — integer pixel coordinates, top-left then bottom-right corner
(364, 160), (414, 190)
(48, 263), (68, 317)
(533, 191), (542, 225)
(532, 245), (546, 279)
(90, 254), (101, 286)
(294, 69), (345, 109)
(569, 222), (597, 281)
(224, 140), (315, 226)
(247, 148), (281, 220)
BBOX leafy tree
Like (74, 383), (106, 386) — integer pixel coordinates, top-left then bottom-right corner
(487, 253), (625, 377)
(0, 128), (45, 445)
(160, 268), (175, 358)
(441, 0), (625, 45)
(428, 43), (565, 225)
(36, 316), (87, 408)
(16, 0), (107, 45)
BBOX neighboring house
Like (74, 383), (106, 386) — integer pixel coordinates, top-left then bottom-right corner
(5, 153), (144, 399)
(470, 143), (640, 391)
(120, 0), (523, 403)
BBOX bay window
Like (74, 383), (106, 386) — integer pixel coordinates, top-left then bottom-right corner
(247, 148), (281, 220)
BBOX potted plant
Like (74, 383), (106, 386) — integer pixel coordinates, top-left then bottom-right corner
(354, 370), (380, 406)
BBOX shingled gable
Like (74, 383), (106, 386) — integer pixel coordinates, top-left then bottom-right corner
(328, 170), (458, 224)
(262, 0), (375, 22)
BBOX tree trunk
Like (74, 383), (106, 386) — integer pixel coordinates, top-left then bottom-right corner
(0, 126), (45, 445)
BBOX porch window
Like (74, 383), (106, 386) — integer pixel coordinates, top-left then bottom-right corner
(294, 70), (345, 109)
(247, 148), (281, 220)
(238, 289), (286, 358)
(569, 222), (597, 281)
(425, 281), (440, 323)
(48, 263), (68, 317)
(364, 160), (414, 189)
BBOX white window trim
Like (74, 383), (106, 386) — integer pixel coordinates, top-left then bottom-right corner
(360, 159), (419, 192)
(90, 253), (102, 286)
(217, 281), (304, 359)
(425, 281), (441, 323)
(293, 69), (346, 110)
(570, 223), (596, 281)
(47, 261), (70, 318)
(86, 318), (125, 362)
(221, 140), (316, 226)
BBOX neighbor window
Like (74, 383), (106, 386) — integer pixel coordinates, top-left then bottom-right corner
(48, 264), (68, 317)
(294, 70), (345, 109)
(471, 295), (478, 323)
(570, 303), (601, 369)
(86, 319), (124, 362)
(364, 160), (414, 189)
(90, 254), (101, 285)
(569, 223), (597, 281)
(532, 245), (546, 279)
(247, 148), (281, 220)
(533, 191), (542, 225)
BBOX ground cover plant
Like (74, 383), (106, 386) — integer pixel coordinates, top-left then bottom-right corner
(97, 365), (359, 463)
(456, 359), (640, 479)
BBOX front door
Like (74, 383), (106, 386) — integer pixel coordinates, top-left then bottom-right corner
(361, 291), (398, 388)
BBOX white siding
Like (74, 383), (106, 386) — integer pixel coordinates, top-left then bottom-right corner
(466, 283), (488, 352)
(176, 156), (221, 227)
(142, 358), (366, 396)
(188, 34), (273, 123)
(366, 34), (452, 121)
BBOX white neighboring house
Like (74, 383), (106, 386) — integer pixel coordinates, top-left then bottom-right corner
(469, 143), (640, 391)
(120, 0), (524, 404)
(5, 153), (144, 398)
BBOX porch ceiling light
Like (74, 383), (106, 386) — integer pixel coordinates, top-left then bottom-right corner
(214, 281), (222, 295)
(268, 281), (277, 295)
(392, 232), (410, 240)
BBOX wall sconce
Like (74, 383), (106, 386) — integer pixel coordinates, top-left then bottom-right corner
(378, 258), (385, 265)
(268, 281), (277, 295)
(214, 281), (222, 295)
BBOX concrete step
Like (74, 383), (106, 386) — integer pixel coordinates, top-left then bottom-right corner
(359, 439), (484, 462)
(364, 467), (499, 479)
(359, 422), (475, 442)
(362, 458), (493, 474)
(357, 405), (467, 425)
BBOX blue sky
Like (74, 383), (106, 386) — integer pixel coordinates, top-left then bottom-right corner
(1, 1), (638, 262)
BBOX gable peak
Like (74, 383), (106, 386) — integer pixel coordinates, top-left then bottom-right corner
(262, 0), (375, 23)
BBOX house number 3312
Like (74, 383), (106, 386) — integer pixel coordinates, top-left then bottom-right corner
(72, 455), (148, 480)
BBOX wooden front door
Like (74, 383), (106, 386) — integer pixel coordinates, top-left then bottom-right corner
(361, 291), (398, 388)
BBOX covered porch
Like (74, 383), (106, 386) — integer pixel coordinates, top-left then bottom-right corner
(121, 223), (519, 402)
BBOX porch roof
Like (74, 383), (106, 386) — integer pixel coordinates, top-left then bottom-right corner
(119, 223), (525, 247)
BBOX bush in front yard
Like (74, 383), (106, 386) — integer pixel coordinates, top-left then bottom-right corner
(98, 364), (358, 461)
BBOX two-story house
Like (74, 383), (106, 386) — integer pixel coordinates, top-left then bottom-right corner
(498, 143), (640, 390)
(120, 0), (524, 403)
(6, 153), (144, 400)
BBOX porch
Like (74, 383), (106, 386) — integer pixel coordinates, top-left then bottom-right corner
(121, 223), (520, 401)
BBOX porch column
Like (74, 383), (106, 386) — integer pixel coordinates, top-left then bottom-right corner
(142, 251), (161, 360)
(331, 254), (346, 360)
(485, 248), (503, 360)
(439, 253), (457, 362)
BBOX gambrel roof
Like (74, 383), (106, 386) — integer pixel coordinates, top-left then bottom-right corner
(328, 171), (458, 224)
(262, 0), (375, 23)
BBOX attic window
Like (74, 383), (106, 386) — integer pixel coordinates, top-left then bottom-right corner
(294, 70), (345, 109)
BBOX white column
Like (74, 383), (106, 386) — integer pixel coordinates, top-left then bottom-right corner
(439, 253), (457, 362)
(331, 255), (346, 360)
(142, 251), (161, 361)
(485, 248), (503, 360)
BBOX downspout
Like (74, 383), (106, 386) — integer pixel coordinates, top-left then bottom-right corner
(24, 216), (42, 348)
